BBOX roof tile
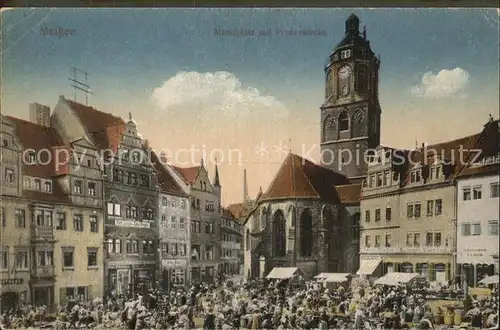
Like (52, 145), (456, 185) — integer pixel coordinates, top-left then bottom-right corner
(261, 153), (349, 203)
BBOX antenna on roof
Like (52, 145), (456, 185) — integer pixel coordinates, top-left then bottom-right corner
(68, 66), (92, 105)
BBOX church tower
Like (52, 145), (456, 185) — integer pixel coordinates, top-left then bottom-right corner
(320, 13), (381, 183)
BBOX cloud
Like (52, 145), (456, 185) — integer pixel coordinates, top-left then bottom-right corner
(411, 67), (470, 99)
(152, 71), (289, 120)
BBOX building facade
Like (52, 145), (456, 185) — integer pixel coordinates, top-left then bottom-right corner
(359, 119), (499, 283)
(52, 96), (159, 296)
(243, 153), (360, 279)
(220, 209), (242, 277)
(320, 14), (381, 183)
(456, 121), (499, 286)
(0, 115), (28, 310)
(168, 161), (222, 283)
(1, 101), (106, 309)
(152, 152), (191, 290)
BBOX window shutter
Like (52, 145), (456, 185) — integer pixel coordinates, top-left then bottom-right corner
(59, 288), (66, 305)
(87, 285), (93, 301)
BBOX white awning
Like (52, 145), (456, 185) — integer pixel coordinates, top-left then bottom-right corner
(374, 272), (420, 286)
(479, 274), (499, 285)
(314, 273), (351, 283)
(266, 267), (301, 279)
(356, 258), (382, 275)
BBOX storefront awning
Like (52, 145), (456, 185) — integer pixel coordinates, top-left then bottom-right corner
(479, 274), (499, 285)
(374, 272), (420, 286)
(266, 267), (302, 279)
(314, 273), (351, 283)
(356, 258), (382, 275)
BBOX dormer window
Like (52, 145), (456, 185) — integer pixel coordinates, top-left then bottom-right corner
(366, 150), (375, 163)
(44, 182), (52, 192)
(435, 166), (441, 179)
(385, 151), (391, 159)
(410, 170), (422, 184)
(341, 49), (351, 59)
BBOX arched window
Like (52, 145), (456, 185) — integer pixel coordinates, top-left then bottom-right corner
(272, 210), (286, 257)
(351, 213), (360, 239)
(245, 229), (250, 251)
(300, 209), (313, 257)
(339, 111), (349, 131)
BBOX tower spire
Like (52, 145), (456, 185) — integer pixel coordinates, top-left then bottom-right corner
(243, 169), (249, 202)
(213, 157), (220, 187)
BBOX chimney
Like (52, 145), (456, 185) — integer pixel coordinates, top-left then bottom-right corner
(29, 103), (51, 127)
(243, 169), (249, 202)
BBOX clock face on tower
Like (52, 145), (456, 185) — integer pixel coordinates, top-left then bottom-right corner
(338, 65), (352, 79)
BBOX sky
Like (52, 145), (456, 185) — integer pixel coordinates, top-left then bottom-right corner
(2, 8), (499, 206)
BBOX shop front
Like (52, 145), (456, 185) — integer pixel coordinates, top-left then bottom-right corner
(381, 255), (452, 283)
(161, 259), (188, 291)
(0, 278), (29, 311)
(107, 264), (156, 297)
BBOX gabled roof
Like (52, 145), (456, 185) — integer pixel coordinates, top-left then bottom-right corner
(396, 118), (499, 185)
(150, 151), (187, 197)
(260, 153), (349, 204)
(456, 119), (500, 179)
(63, 97), (126, 152)
(6, 116), (64, 178)
(7, 116), (71, 203)
(171, 165), (200, 184)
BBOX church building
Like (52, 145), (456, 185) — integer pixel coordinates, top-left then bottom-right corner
(243, 13), (380, 279)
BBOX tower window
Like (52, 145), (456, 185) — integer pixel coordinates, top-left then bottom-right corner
(339, 112), (349, 131)
(341, 50), (351, 59)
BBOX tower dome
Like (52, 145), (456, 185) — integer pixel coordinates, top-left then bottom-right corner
(345, 13), (360, 34)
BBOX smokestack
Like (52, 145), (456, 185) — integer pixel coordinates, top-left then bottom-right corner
(243, 169), (249, 202)
(29, 103), (51, 127)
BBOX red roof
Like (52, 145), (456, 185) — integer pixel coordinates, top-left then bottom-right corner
(171, 165), (200, 184)
(6, 116), (64, 178)
(260, 153), (349, 203)
(394, 118), (499, 185)
(64, 98), (126, 153)
(150, 151), (186, 196)
(7, 116), (71, 203)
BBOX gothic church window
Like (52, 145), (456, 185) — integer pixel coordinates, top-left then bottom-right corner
(352, 109), (365, 137)
(300, 209), (313, 257)
(272, 210), (286, 258)
(339, 111), (349, 131)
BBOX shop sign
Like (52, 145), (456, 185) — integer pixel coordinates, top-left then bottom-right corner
(464, 248), (487, 257)
(162, 259), (187, 268)
(115, 220), (150, 228)
(1, 278), (24, 285)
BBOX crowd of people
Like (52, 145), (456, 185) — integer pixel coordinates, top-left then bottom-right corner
(0, 276), (498, 329)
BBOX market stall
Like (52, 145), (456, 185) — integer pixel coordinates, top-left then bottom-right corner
(314, 273), (351, 289)
(479, 274), (499, 286)
(374, 272), (422, 286)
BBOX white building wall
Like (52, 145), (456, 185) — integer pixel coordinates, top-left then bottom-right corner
(457, 175), (499, 268)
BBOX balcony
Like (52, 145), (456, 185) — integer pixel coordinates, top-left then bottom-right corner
(31, 226), (55, 242)
(32, 265), (55, 278)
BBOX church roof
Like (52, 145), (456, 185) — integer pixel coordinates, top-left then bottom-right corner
(260, 153), (349, 204)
